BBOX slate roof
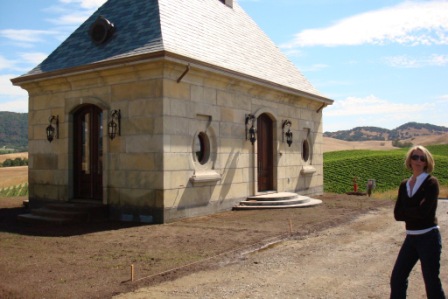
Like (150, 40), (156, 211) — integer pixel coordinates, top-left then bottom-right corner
(14, 0), (331, 102)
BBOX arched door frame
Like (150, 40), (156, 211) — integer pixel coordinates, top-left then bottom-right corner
(73, 104), (103, 201)
(251, 108), (278, 194)
(66, 97), (110, 204)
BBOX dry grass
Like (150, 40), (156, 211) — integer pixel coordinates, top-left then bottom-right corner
(323, 137), (397, 153)
(0, 152), (28, 163)
(0, 166), (28, 189)
(323, 134), (448, 153)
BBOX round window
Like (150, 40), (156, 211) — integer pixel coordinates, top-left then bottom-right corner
(302, 139), (310, 162)
(89, 16), (115, 45)
(194, 132), (210, 165)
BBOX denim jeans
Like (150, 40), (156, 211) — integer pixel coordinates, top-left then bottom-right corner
(390, 229), (445, 299)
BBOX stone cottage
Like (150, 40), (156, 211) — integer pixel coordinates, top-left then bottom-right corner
(11, 0), (333, 223)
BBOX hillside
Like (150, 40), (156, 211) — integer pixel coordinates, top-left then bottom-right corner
(324, 122), (448, 142)
(1, 113), (446, 154)
(323, 133), (448, 153)
(0, 112), (28, 152)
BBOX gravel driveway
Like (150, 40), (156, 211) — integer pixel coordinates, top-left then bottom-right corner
(116, 200), (448, 299)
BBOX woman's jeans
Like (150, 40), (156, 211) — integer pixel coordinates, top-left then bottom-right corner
(390, 229), (445, 299)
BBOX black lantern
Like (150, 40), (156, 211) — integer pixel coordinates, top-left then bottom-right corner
(46, 115), (58, 143)
(282, 120), (293, 147)
(245, 114), (256, 145)
(108, 109), (121, 140)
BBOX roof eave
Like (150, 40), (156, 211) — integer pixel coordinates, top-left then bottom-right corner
(10, 51), (168, 86)
(163, 53), (333, 106)
(11, 51), (333, 106)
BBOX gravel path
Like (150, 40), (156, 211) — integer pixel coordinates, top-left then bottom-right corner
(116, 200), (448, 299)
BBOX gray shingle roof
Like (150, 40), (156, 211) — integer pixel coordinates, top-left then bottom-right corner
(18, 0), (329, 100)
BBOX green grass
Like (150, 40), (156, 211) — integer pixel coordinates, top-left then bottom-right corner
(0, 183), (28, 197)
(324, 144), (448, 194)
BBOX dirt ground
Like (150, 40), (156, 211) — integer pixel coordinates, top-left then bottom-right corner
(1, 194), (446, 299)
(117, 200), (448, 299)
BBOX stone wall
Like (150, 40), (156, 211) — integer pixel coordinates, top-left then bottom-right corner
(21, 58), (324, 223)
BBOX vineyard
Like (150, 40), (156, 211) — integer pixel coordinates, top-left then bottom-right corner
(0, 183), (28, 197)
(324, 144), (448, 194)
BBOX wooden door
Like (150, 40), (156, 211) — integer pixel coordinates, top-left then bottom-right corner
(257, 114), (274, 191)
(73, 105), (103, 200)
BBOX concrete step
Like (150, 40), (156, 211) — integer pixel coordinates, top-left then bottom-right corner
(233, 192), (322, 210)
(246, 192), (301, 201)
(239, 197), (310, 206)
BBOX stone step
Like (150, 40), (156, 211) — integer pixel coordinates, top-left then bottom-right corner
(233, 192), (322, 210)
(17, 201), (108, 225)
(17, 213), (78, 225)
(246, 192), (301, 201)
(32, 207), (90, 221)
(239, 197), (310, 206)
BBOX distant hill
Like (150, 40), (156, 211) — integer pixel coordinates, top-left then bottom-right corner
(324, 122), (448, 142)
(0, 112), (28, 152)
(1, 114), (446, 154)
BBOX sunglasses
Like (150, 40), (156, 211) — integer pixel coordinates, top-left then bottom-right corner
(411, 154), (427, 162)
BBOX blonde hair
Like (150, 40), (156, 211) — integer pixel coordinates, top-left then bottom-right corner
(404, 145), (435, 173)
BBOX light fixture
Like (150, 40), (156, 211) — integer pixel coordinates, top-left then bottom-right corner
(108, 109), (121, 140)
(282, 120), (293, 147)
(46, 115), (59, 143)
(245, 114), (256, 145)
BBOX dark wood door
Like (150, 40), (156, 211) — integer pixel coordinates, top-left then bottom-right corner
(73, 105), (103, 200)
(257, 114), (274, 191)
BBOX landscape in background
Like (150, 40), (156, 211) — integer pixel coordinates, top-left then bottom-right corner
(1, 111), (447, 196)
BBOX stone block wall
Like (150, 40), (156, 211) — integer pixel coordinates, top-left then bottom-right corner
(20, 58), (325, 223)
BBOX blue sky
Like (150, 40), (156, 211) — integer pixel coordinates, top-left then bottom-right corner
(1, 0), (447, 132)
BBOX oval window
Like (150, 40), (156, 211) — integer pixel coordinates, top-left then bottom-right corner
(302, 139), (310, 162)
(194, 132), (210, 165)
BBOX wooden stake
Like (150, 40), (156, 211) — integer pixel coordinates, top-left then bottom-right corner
(131, 264), (135, 282)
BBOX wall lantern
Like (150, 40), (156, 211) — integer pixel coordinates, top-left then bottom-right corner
(245, 114), (256, 145)
(282, 120), (293, 147)
(46, 115), (59, 143)
(108, 109), (121, 140)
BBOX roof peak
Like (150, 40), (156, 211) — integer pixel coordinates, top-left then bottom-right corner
(14, 0), (329, 101)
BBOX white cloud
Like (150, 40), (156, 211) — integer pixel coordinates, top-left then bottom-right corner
(48, 13), (92, 26)
(437, 94), (448, 103)
(325, 95), (429, 117)
(0, 99), (28, 113)
(282, 1), (448, 48)
(323, 94), (448, 131)
(0, 74), (28, 112)
(0, 75), (27, 97)
(384, 54), (448, 68)
(0, 29), (59, 43)
(0, 55), (16, 71)
(44, 0), (106, 26)
(19, 53), (49, 66)
(58, 0), (106, 10)
(0, 53), (47, 73)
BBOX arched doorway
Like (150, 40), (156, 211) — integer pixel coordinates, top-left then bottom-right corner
(257, 113), (274, 191)
(73, 105), (103, 200)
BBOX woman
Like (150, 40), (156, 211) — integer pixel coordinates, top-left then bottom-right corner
(391, 145), (445, 298)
